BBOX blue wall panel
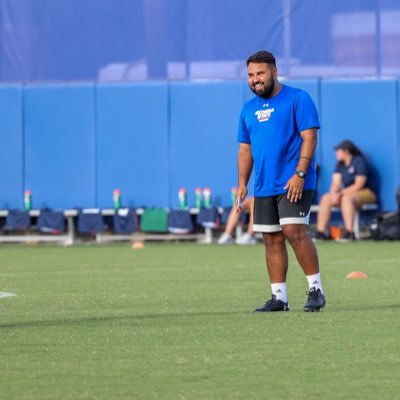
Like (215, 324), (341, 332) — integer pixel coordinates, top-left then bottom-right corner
(170, 81), (244, 207)
(24, 84), (96, 209)
(397, 81), (400, 188)
(96, 83), (169, 208)
(320, 80), (398, 210)
(0, 85), (23, 209)
(1, 79), (399, 212)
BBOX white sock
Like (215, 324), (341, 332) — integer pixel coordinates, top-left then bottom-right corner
(306, 273), (324, 294)
(271, 282), (287, 303)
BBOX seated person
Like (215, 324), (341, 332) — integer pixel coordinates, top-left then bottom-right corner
(218, 196), (256, 245)
(315, 140), (377, 242)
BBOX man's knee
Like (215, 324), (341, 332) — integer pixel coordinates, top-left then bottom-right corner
(282, 225), (308, 245)
(263, 231), (285, 247)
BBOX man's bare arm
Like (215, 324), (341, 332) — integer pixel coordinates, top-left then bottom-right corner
(237, 143), (253, 209)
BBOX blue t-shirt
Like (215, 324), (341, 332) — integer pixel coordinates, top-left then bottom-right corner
(335, 155), (369, 188)
(237, 85), (320, 196)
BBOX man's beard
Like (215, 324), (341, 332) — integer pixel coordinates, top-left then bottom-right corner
(250, 79), (275, 98)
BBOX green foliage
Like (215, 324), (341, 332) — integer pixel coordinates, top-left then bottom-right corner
(1, 242), (400, 399)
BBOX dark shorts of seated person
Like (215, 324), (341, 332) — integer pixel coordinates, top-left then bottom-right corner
(253, 190), (314, 233)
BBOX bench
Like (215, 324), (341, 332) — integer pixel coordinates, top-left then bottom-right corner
(309, 203), (379, 239)
(0, 208), (215, 245)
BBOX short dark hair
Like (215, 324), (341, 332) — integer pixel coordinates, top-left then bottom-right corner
(246, 50), (276, 67)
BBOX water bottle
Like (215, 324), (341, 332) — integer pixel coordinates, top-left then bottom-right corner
(195, 188), (203, 208)
(203, 187), (212, 208)
(231, 187), (237, 206)
(178, 188), (187, 208)
(113, 189), (121, 209)
(24, 190), (32, 211)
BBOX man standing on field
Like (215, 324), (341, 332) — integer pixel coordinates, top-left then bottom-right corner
(236, 50), (326, 312)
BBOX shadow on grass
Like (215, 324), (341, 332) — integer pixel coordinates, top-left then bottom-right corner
(0, 310), (246, 329)
(1, 304), (399, 329)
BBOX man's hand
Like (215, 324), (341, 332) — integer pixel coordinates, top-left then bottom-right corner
(284, 175), (304, 203)
(236, 185), (248, 212)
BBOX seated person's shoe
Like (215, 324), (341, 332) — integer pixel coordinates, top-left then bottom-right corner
(336, 230), (355, 243)
(303, 287), (326, 312)
(236, 232), (257, 245)
(254, 295), (290, 312)
(218, 233), (233, 244)
(312, 230), (330, 242)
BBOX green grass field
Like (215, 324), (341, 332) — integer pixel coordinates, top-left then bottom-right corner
(1, 241), (400, 400)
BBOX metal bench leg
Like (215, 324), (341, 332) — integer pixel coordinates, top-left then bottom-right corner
(65, 216), (75, 246)
(354, 211), (360, 239)
(204, 227), (213, 244)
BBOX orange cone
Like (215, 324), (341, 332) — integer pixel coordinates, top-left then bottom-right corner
(132, 241), (145, 249)
(346, 271), (368, 279)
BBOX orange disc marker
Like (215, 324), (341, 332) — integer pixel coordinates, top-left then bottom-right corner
(346, 271), (368, 279)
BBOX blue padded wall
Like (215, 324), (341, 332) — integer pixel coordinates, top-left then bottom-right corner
(1, 79), (399, 212)
(320, 80), (398, 210)
(96, 83), (169, 208)
(397, 82), (400, 188)
(24, 84), (96, 209)
(169, 81), (244, 207)
(0, 85), (23, 209)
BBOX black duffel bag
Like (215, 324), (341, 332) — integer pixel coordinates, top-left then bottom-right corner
(370, 211), (400, 240)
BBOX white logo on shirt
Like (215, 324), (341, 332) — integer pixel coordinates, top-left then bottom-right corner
(255, 108), (275, 122)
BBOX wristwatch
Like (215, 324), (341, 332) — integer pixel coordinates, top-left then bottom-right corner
(295, 170), (306, 178)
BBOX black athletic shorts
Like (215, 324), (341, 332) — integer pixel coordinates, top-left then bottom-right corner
(253, 190), (314, 233)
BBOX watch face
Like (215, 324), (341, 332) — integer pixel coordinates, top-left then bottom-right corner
(296, 171), (305, 178)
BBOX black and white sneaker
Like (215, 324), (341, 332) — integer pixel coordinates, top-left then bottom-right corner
(303, 287), (326, 312)
(254, 295), (290, 312)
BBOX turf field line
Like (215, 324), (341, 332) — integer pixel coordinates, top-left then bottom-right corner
(0, 291), (16, 299)
(0, 257), (399, 277)
(0, 265), (259, 276)
(0, 269), (123, 277)
(323, 258), (400, 265)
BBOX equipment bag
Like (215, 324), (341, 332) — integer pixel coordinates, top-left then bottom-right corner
(168, 209), (193, 234)
(370, 211), (400, 240)
(197, 207), (220, 229)
(113, 208), (137, 234)
(140, 208), (169, 232)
